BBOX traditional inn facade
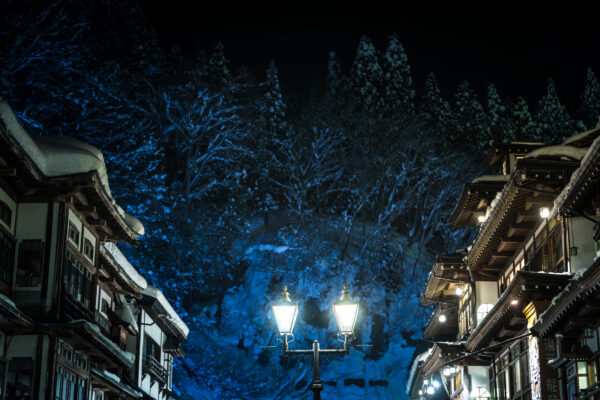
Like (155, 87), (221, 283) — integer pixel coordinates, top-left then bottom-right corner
(408, 123), (600, 400)
(0, 99), (189, 400)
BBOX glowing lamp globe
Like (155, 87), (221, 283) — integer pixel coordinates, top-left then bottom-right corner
(332, 283), (359, 335)
(272, 286), (298, 336)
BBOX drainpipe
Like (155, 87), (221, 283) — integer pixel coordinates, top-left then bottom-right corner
(562, 217), (570, 273)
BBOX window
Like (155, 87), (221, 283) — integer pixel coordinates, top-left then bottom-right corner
(93, 391), (104, 400)
(6, 357), (34, 399)
(0, 199), (12, 227)
(68, 223), (79, 246)
(144, 336), (161, 361)
(74, 353), (87, 370)
(0, 229), (14, 285)
(64, 251), (93, 308)
(101, 299), (109, 315)
(477, 304), (494, 325)
(16, 239), (44, 287)
(83, 239), (94, 261)
(493, 339), (530, 400)
(55, 365), (86, 400)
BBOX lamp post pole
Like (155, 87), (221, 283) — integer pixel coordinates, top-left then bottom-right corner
(271, 284), (360, 400)
(282, 338), (350, 400)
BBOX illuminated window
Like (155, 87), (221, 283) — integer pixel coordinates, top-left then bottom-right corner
(477, 304), (494, 324)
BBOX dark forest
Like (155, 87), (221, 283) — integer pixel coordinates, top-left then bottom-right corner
(1, 1), (599, 398)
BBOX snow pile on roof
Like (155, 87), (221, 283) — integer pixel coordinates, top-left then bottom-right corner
(143, 285), (189, 338)
(406, 349), (431, 394)
(0, 293), (16, 309)
(562, 127), (600, 146)
(0, 99), (144, 237)
(102, 243), (148, 290)
(551, 135), (600, 216)
(84, 321), (136, 366)
(524, 145), (588, 161)
(91, 368), (142, 398)
(471, 175), (510, 183)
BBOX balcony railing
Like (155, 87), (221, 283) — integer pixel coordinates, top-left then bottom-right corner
(143, 355), (168, 384)
(577, 381), (600, 400)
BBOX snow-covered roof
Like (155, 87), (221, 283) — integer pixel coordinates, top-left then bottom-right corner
(471, 174), (510, 184)
(0, 99), (144, 237)
(91, 368), (142, 398)
(523, 145), (588, 161)
(562, 126), (600, 146)
(551, 135), (600, 217)
(142, 286), (189, 338)
(406, 350), (431, 395)
(102, 243), (148, 290)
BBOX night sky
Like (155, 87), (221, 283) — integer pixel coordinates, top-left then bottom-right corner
(139, 3), (600, 111)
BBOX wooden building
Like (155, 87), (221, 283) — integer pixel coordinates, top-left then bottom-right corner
(0, 99), (188, 399)
(408, 125), (600, 400)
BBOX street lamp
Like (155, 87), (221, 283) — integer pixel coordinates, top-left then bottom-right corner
(270, 283), (361, 400)
(271, 286), (298, 337)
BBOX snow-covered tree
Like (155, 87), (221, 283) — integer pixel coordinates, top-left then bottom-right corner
(326, 51), (344, 96)
(487, 83), (510, 141)
(382, 33), (414, 115)
(206, 42), (232, 90)
(453, 81), (491, 149)
(419, 73), (452, 134)
(578, 67), (600, 128)
(509, 96), (539, 141)
(535, 78), (582, 142)
(349, 36), (384, 114)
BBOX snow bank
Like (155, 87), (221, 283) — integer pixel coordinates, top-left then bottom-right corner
(102, 242), (147, 290)
(471, 175), (510, 183)
(143, 286), (189, 338)
(244, 244), (289, 255)
(524, 145), (588, 161)
(0, 99), (144, 237)
(562, 127), (600, 146)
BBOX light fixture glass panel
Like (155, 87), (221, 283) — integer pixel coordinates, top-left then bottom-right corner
(333, 283), (359, 335)
(272, 304), (298, 335)
(271, 286), (298, 335)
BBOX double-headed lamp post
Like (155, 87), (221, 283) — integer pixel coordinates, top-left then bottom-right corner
(271, 284), (360, 400)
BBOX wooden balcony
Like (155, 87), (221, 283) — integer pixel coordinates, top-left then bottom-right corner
(143, 355), (167, 385)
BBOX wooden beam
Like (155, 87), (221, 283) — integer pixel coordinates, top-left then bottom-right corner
(0, 168), (16, 176)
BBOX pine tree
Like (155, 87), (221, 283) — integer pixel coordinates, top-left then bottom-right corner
(535, 78), (580, 143)
(453, 81), (491, 149)
(419, 73), (452, 139)
(487, 83), (509, 141)
(206, 42), (232, 90)
(326, 51), (343, 96)
(382, 33), (414, 115)
(350, 35), (384, 114)
(254, 60), (289, 220)
(509, 96), (539, 141)
(578, 67), (600, 129)
(260, 60), (287, 136)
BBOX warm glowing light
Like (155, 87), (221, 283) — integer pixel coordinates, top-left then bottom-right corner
(539, 207), (550, 218)
(443, 366), (455, 376)
(418, 390), (423, 396)
(432, 380), (441, 388)
(423, 379), (429, 385)
(427, 386), (435, 395)
(456, 286), (463, 296)
(511, 299), (519, 306)
(272, 286), (298, 335)
(477, 215), (486, 223)
(438, 314), (447, 323)
(333, 283), (359, 335)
